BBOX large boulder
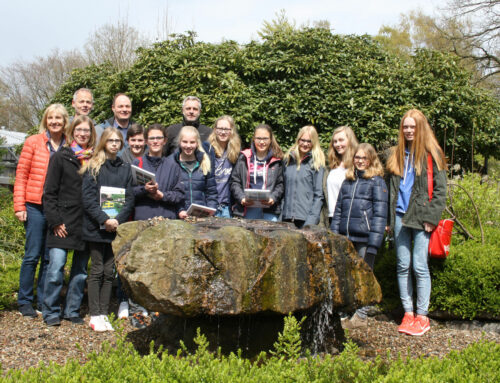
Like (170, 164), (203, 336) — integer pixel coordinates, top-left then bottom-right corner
(113, 217), (381, 317)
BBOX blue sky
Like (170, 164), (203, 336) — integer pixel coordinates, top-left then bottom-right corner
(1, 0), (442, 66)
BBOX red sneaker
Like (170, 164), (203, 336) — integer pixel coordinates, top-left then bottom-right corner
(398, 312), (414, 335)
(410, 315), (430, 336)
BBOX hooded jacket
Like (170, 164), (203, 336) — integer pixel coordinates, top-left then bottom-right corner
(282, 152), (325, 226)
(230, 146), (284, 217)
(330, 170), (388, 254)
(173, 149), (218, 211)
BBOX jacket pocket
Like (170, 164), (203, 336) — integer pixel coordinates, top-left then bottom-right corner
(363, 210), (371, 231)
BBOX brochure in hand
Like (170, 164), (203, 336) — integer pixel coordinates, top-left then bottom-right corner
(100, 186), (126, 229)
(186, 203), (216, 217)
(131, 165), (156, 185)
(244, 188), (271, 208)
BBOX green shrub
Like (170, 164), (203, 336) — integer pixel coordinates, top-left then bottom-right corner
(430, 226), (500, 319)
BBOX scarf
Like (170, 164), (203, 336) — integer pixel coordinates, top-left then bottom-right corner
(71, 141), (93, 165)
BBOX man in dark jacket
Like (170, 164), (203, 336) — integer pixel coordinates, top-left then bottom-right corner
(95, 93), (134, 143)
(164, 96), (211, 156)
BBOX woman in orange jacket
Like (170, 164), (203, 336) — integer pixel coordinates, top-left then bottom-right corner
(13, 103), (68, 317)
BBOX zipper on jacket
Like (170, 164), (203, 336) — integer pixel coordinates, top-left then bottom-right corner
(346, 178), (359, 238)
(363, 210), (371, 231)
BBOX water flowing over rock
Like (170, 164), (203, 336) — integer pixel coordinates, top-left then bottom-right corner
(113, 217), (382, 354)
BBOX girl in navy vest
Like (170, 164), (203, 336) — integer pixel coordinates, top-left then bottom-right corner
(331, 143), (388, 329)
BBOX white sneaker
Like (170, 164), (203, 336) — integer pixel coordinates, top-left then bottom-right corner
(118, 301), (129, 319)
(136, 304), (148, 317)
(89, 316), (107, 332)
(101, 315), (114, 331)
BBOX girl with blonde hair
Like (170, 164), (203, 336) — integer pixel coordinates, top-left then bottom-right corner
(387, 109), (447, 336)
(282, 125), (325, 228)
(81, 127), (134, 332)
(331, 143), (388, 329)
(174, 126), (218, 219)
(326, 126), (359, 222)
(205, 116), (242, 217)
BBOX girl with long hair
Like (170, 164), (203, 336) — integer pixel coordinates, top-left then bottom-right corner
(387, 109), (447, 336)
(13, 103), (68, 317)
(282, 125), (325, 228)
(42, 115), (96, 326)
(331, 143), (388, 328)
(81, 128), (134, 332)
(174, 126), (218, 219)
(205, 116), (242, 218)
(230, 124), (284, 221)
(326, 126), (359, 223)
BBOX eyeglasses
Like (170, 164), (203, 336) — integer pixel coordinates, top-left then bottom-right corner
(299, 138), (312, 144)
(216, 127), (232, 133)
(148, 136), (165, 141)
(354, 155), (368, 161)
(255, 137), (270, 142)
(75, 128), (91, 134)
(107, 139), (121, 144)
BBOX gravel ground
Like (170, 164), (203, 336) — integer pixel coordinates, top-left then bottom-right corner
(1, 307), (499, 372)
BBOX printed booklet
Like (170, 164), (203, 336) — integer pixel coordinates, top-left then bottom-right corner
(131, 165), (156, 185)
(100, 186), (126, 229)
(244, 188), (270, 208)
(186, 203), (216, 217)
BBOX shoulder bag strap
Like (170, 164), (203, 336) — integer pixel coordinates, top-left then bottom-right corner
(427, 153), (433, 202)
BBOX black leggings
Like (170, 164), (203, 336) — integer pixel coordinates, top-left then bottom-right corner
(88, 242), (114, 316)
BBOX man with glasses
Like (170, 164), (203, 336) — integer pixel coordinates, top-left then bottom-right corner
(164, 96), (211, 156)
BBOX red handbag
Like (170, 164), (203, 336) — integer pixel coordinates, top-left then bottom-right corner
(427, 154), (453, 258)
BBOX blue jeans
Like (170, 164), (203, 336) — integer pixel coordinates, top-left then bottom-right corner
(215, 205), (232, 218)
(42, 248), (89, 321)
(18, 203), (49, 308)
(394, 214), (431, 316)
(244, 207), (279, 222)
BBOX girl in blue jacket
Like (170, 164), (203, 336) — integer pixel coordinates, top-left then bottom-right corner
(331, 143), (388, 328)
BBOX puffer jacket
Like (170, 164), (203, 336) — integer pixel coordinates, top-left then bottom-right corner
(13, 133), (51, 211)
(330, 171), (388, 254)
(230, 147), (284, 217)
(82, 157), (135, 243)
(388, 153), (447, 231)
(43, 147), (85, 251)
(173, 149), (218, 211)
(282, 152), (324, 226)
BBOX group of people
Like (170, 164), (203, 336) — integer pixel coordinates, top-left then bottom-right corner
(13, 88), (447, 337)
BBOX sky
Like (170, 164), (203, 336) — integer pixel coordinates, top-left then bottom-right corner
(1, 0), (443, 66)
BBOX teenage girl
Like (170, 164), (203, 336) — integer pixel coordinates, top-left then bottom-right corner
(230, 124), (284, 221)
(282, 125), (325, 228)
(81, 128), (134, 332)
(174, 126), (218, 219)
(386, 109), (447, 336)
(326, 126), (359, 224)
(205, 116), (241, 218)
(331, 143), (388, 328)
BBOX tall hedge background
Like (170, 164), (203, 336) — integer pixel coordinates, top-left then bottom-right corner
(52, 27), (500, 170)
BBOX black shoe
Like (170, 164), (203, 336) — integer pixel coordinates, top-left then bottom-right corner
(46, 317), (61, 326)
(65, 317), (84, 325)
(19, 304), (37, 318)
(130, 313), (147, 329)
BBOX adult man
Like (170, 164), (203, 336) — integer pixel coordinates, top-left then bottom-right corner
(95, 93), (134, 141)
(164, 96), (211, 156)
(72, 88), (94, 118)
